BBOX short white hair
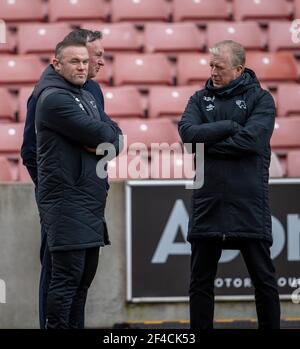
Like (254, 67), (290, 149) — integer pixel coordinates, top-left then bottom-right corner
(209, 40), (245, 67)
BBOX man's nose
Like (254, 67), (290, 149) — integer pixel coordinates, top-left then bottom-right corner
(77, 62), (86, 70)
(97, 55), (105, 65)
(211, 67), (218, 76)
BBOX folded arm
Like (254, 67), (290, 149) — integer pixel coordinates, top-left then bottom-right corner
(207, 91), (275, 158)
(178, 94), (240, 145)
(39, 91), (120, 148)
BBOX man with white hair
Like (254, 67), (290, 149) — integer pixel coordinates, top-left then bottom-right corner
(179, 40), (281, 329)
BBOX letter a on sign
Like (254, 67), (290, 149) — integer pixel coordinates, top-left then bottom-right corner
(152, 199), (190, 263)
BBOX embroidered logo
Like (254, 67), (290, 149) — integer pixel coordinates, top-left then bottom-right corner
(72, 95), (86, 112)
(90, 100), (97, 109)
(203, 95), (215, 111)
(203, 96), (215, 102)
(236, 100), (247, 109)
(206, 104), (215, 111)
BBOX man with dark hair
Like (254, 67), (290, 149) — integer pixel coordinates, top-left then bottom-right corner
(178, 40), (281, 329)
(64, 29), (104, 79)
(21, 29), (122, 329)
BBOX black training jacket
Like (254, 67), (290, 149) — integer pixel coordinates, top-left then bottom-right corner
(35, 65), (122, 251)
(178, 68), (275, 244)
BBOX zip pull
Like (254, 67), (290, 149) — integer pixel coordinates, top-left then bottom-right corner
(223, 234), (226, 241)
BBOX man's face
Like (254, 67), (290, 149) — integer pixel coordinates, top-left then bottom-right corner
(209, 50), (243, 88)
(53, 46), (89, 86)
(86, 39), (105, 79)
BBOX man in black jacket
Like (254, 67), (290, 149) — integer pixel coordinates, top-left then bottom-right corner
(21, 29), (121, 329)
(33, 37), (121, 329)
(178, 40), (280, 329)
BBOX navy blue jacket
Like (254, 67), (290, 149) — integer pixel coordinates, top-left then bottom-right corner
(179, 68), (275, 244)
(32, 65), (122, 251)
(21, 74), (112, 186)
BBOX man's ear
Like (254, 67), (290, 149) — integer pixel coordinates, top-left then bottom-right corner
(52, 57), (61, 72)
(237, 65), (244, 74)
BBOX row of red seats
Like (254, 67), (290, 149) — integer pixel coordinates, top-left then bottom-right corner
(107, 150), (300, 179)
(1, 21), (300, 54)
(2, 84), (300, 123)
(1, 0), (300, 23)
(0, 52), (299, 88)
(0, 114), (299, 181)
(1, 149), (299, 182)
(0, 117), (299, 157)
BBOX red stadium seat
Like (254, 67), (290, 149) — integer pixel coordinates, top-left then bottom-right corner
(102, 86), (144, 119)
(172, 0), (230, 22)
(277, 84), (300, 117)
(107, 153), (150, 180)
(176, 54), (210, 86)
(144, 23), (204, 54)
(271, 117), (300, 151)
(0, 55), (44, 86)
(48, 0), (108, 22)
(246, 52), (298, 82)
(18, 23), (71, 54)
(0, 0), (44, 22)
(0, 29), (16, 53)
(117, 118), (180, 150)
(295, 0), (300, 19)
(111, 0), (169, 22)
(81, 23), (141, 52)
(268, 21), (300, 52)
(0, 88), (15, 122)
(18, 86), (34, 122)
(287, 150), (300, 177)
(233, 0), (291, 22)
(207, 22), (265, 50)
(150, 151), (195, 179)
(148, 86), (196, 119)
(113, 54), (173, 86)
(0, 156), (14, 181)
(0, 123), (24, 155)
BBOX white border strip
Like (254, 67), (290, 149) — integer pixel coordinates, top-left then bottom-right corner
(0, 20), (6, 44)
(128, 295), (293, 303)
(126, 182), (132, 301)
(128, 178), (300, 186)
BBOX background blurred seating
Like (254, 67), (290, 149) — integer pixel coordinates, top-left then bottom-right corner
(1, 0), (300, 180)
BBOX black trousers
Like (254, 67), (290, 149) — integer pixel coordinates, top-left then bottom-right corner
(189, 238), (281, 329)
(46, 246), (100, 329)
(39, 226), (52, 329)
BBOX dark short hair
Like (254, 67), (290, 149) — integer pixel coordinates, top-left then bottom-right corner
(64, 28), (103, 44)
(54, 38), (87, 59)
(55, 29), (102, 60)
